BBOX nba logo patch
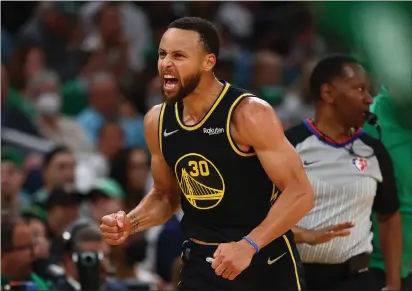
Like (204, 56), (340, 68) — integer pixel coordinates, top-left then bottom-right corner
(352, 157), (368, 172)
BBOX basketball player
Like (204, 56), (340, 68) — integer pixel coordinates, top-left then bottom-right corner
(100, 17), (313, 290)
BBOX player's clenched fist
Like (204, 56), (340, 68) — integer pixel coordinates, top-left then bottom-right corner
(100, 211), (131, 245)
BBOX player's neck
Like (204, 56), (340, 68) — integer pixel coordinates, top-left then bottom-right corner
(314, 109), (352, 142)
(182, 77), (224, 119)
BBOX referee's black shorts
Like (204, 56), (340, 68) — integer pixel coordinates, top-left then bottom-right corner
(178, 231), (305, 290)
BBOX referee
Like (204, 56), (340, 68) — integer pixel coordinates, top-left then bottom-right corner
(286, 55), (402, 290)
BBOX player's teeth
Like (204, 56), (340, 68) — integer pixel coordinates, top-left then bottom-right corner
(164, 75), (175, 79)
(165, 83), (176, 89)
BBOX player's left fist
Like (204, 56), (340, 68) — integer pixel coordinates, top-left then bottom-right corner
(211, 240), (255, 280)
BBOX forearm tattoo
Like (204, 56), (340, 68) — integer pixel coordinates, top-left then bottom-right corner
(130, 214), (139, 233)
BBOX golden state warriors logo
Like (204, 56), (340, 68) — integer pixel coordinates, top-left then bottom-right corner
(175, 153), (225, 210)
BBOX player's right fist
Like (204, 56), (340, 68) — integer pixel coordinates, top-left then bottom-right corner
(100, 211), (131, 246)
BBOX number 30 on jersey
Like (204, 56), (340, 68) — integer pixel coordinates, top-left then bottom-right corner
(188, 160), (210, 177)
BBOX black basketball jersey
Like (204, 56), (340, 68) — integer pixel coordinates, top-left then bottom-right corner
(159, 81), (278, 242)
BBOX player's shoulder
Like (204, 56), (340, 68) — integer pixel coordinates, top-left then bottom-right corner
(227, 83), (253, 97)
(144, 103), (164, 130)
(284, 122), (313, 147)
(233, 95), (275, 125)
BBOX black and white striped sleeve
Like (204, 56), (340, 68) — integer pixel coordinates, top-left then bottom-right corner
(361, 134), (399, 214)
(284, 123), (312, 148)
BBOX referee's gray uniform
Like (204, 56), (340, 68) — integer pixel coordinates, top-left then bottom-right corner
(285, 119), (399, 290)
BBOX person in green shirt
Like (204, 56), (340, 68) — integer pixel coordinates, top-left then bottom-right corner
(363, 86), (412, 290)
(1, 215), (53, 290)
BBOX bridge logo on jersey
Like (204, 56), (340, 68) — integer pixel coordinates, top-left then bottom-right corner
(175, 153), (225, 210)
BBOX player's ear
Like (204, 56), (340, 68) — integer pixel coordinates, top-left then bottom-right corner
(320, 83), (335, 104)
(203, 53), (216, 72)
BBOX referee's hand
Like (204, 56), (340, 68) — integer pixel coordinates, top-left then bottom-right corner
(303, 222), (354, 245)
(100, 211), (131, 246)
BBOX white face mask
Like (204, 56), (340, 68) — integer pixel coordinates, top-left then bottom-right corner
(35, 92), (61, 116)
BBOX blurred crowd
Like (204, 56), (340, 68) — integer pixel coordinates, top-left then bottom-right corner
(1, 1), (410, 291)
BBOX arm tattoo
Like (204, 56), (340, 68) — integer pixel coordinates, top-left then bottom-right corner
(130, 214), (139, 233)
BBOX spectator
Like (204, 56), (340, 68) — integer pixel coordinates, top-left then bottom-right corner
(33, 146), (75, 203)
(22, 207), (50, 260)
(89, 2), (129, 81)
(98, 121), (125, 163)
(19, 1), (82, 81)
(27, 70), (92, 154)
(60, 49), (109, 117)
(119, 98), (146, 149)
(278, 59), (316, 129)
(251, 50), (286, 106)
(1, 150), (31, 215)
(21, 207), (55, 282)
(155, 215), (182, 284)
(87, 178), (125, 223)
(1, 64), (43, 137)
(1, 215), (53, 290)
(76, 71), (120, 145)
(364, 86), (412, 290)
(112, 233), (161, 290)
(58, 222), (126, 290)
(76, 120), (125, 189)
(110, 147), (151, 212)
(43, 186), (83, 242)
(216, 2), (254, 43)
(77, 71), (145, 148)
(4, 42), (45, 120)
(80, 1), (151, 74)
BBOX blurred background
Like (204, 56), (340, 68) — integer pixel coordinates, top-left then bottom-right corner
(1, 1), (411, 290)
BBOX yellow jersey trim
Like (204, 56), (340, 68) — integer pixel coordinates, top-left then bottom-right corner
(174, 82), (230, 131)
(282, 235), (302, 291)
(226, 93), (257, 157)
(270, 184), (279, 205)
(158, 103), (167, 153)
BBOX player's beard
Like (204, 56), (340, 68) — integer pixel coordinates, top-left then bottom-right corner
(161, 72), (201, 104)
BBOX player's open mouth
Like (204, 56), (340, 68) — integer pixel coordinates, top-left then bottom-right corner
(163, 75), (179, 91)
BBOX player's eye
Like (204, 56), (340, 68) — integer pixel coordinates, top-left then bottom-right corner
(174, 53), (184, 59)
(158, 52), (166, 58)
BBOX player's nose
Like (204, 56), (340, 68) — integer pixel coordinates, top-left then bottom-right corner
(365, 92), (373, 105)
(161, 57), (173, 70)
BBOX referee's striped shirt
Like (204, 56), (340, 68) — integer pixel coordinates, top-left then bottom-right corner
(285, 119), (399, 264)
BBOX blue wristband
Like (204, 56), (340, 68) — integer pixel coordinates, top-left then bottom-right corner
(242, 236), (259, 254)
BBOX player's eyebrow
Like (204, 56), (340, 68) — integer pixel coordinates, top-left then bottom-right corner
(158, 48), (189, 55)
(173, 50), (188, 55)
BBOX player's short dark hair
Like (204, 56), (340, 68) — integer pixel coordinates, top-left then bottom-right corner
(43, 146), (71, 170)
(168, 17), (220, 58)
(309, 54), (360, 102)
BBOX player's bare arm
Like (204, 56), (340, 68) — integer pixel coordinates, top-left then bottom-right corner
(126, 104), (182, 231)
(233, 97), (314, 248)
(100, 104), (181, 245)
(211, 97), (314, 280)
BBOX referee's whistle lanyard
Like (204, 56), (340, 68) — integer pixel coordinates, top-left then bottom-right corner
(312, 113), (381, 159)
